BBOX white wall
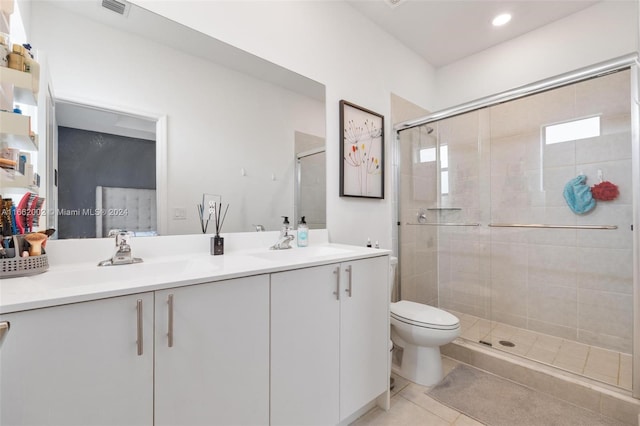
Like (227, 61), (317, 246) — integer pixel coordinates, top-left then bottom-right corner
(132, 0), (437, 248)
(434, 0), (639, 110)
(30, 2), (326, 235)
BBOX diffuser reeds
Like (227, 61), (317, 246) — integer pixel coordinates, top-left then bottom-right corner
(213, 202), (229, 236)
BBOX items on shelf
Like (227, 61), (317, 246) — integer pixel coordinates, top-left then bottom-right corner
(7, 43), (24, 71)
(0, 33), (9, 67)
(0, 192), (46, 236)
(0, 191), (53, 278)
(0, 146), (19, 170)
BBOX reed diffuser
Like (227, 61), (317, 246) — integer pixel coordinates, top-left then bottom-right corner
(196, 194), (214, 234)
(211, 202), (229, 255)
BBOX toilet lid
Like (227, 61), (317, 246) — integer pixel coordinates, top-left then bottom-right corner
(390, 301), (460, 330)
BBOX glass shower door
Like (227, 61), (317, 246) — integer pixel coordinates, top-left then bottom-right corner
(435, 110), (493, 346)
(486, 69), (634, 390)
(295, 149), (326, 229)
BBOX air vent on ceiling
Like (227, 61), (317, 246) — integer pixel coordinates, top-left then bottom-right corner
(384, 0), (407, 8)
(102, 0), (130, 16)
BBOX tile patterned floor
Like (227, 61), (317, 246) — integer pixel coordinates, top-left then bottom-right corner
(454, 311), (632, 390)
(352, 358), (484, 426)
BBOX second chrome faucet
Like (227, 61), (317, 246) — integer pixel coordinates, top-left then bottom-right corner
(270, 216), (295, 250)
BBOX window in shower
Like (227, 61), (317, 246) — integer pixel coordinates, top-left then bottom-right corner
(544, 115), (600, 145)
(419, 145), (449, 195)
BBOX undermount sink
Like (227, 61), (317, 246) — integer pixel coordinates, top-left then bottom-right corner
(249, 245), (353, 261)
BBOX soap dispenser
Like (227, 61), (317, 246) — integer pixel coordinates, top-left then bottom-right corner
(297, 216), (309, 247)
(280, 216), (291, 237)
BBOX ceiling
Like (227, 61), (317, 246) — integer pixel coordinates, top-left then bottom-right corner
(47, 0), (326, 142)
(56, 102), (157, 141)
(346, 0), (601, 68)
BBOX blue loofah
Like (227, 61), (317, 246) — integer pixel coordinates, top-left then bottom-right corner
(563, 175), (595, 214)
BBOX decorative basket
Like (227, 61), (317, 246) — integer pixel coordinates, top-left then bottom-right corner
(0, 235), (49, 278)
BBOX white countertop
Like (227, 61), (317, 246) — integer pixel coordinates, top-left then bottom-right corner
(0, 231), (390, 314)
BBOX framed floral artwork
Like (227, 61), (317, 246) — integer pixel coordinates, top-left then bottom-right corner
(339, 100), (384, 199)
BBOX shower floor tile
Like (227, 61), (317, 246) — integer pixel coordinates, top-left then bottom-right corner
(452, 311), (631, 391)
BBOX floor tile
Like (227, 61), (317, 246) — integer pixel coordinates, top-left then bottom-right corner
(552, 352), (586, 374)
(354, 350), (631, 426)
(583, 370), (618, 386)
(511, 328), (539, 346)
(390, 373), (410, 397)
(619, 354), (632, 388)
(492, 336), (533, 356)
(451, 312), (630, 391)
(442, 356), (459, 376)
(351, 394), (450, 426)
(532, 334), (563, 352)
(584, 347), (619, 378)
(526, 345), (557, 364)
(452, 414), (485, 425)
(558, 339), (590, 359)
(491, 322), (519, 339)
(398, 383), (460, 423)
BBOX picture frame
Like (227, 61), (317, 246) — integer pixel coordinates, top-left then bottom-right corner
(339, 100), (385, 199)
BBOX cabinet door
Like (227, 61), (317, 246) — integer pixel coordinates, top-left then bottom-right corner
(154, 275), (269, 426)
(271, 264), (340, 426)
(339, 256), (389, 421)
(0, 293), (154, 426)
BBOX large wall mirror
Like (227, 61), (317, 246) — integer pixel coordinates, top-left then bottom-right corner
(27, 0), (326, 238)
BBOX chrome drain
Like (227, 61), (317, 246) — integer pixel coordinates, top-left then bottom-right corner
(499, 340), (515, 347)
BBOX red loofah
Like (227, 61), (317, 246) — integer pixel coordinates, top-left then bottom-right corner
(591, 181), (619, 201)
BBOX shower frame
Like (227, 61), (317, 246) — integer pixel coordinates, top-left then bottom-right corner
(393, 53), (640, 398)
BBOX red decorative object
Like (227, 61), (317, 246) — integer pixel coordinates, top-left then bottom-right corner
(591, 181), (619, 201)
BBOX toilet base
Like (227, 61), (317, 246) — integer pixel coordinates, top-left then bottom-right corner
(395, 342), (444, 387)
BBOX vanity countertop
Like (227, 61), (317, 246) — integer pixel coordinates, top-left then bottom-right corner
(0, 231), (390, 314)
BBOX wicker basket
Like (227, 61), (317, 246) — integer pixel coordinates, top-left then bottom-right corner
(0, 235), (49, 278)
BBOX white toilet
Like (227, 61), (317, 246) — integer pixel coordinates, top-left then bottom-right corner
(389, 258), (461, 387)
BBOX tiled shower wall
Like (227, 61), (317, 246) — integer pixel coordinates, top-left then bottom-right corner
(399, 70), (633, 354)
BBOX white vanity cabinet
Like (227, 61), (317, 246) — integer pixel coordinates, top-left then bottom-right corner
(0, 242), (388, 426)
(0, 293), (155, 426)
(270, 255), (389, 425)
(154, 275), (270, 426)
(338, 257), (390, 420)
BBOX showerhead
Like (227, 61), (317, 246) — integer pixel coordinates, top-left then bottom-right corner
(423, 126), (434, 134)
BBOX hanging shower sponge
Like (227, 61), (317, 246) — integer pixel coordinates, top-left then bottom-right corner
(563, 175), (596, 214)
(591, 181), (619, 201)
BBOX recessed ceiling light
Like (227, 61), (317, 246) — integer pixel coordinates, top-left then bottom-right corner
(492, 13), (512, 27)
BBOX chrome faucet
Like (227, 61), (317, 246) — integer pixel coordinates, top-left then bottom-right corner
(270, 233), (295, 250)
(98, 230), (144, 266)
(270, 216), (295, 249)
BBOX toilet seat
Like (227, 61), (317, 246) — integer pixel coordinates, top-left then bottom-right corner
(391, 301), (459, 330)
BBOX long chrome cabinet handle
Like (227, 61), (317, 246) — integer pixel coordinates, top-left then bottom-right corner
(345, 265), (353, 297)
(333, 266), (340, 300)
(0, 321), (9, 339)
(136, 299), (143, 356)
(168, 294), (174, 348)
